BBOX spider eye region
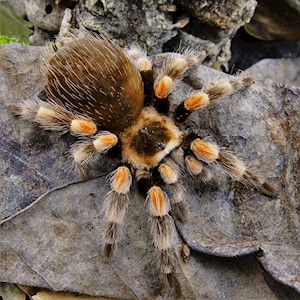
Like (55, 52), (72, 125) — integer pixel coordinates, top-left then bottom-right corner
(132, 122), (170, 156)
(120, 108), (182, 169)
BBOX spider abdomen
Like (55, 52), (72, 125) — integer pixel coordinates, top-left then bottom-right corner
(45, 35), (144, 133)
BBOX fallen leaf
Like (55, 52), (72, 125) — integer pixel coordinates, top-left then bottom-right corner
(32, 290), (113, 300)
(0, 282), (26, 300)
(0, 43), (299, 299)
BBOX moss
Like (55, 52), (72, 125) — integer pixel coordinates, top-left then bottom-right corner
(0, 35), (19, 44)
(0, 1), (32, 44)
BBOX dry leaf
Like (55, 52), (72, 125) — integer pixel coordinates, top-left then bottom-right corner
(32, 290), (112, 300)
(0, 43), (299, 299)
(0, 283), (26, 300)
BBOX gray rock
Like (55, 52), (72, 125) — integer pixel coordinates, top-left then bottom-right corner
(246, 58), (300, 86)
(0, 43), (299, 299)
(167, 0), (257, 69)
(24, 0), (64, 32)
(74, 0), (257, 69)
(7, 0), (26, 18)
(29, 25), (54, 46)
(75, 0), (178, 53)
(244, 0), (300, 40)
(7, 0), (258, 68)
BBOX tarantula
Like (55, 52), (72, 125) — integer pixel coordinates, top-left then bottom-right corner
(11, 31), (276, 288)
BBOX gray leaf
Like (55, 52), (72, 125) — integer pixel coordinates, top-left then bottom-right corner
(0, 43), (299, 299)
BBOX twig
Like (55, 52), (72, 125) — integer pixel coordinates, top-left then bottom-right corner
(0, 173), (107, 226)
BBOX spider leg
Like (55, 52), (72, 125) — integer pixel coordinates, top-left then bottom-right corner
(185, 154), (215, 184)
(102, 166), (132, 258)
(153, 50), (206, 114)
(127, 45), (206, 115)
(10, 98), (98, 136)
(174, 75), (254, 122)
(217, 150), (277, 197)
(71, 131), (119, 178)
(147, 185), (177, 282)
(126, 45), (154, 107)
(135, 171), (177, 285)
(186, 135), (276, 197)
(153, 158), (188, 222)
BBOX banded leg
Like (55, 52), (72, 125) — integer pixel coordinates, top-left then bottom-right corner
(126, 45), (154, 106)
(188, 136), (276, 196)
(147, 185), (177, 281)
(155, 159), (188, 222)
(135, 171), (178, 284)
(154, 50), (206, 114)
(218, 150), (276, 196)
(10, 98), (98, 136)
(174, 75), (254, 122)
(185, 155), (215, 184)
(102, 166), (132, 258)
(71, 131), (119, 177)
(170, 147), (185, 168)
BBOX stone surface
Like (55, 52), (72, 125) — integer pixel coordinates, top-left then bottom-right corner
(246, 58), (300, 86)
(7, 0), (258, 68)
(24, 0), (65, 32)
(0, 43), (299, 299)
(244, 0), (300, 41)
(166, 0), (257, 69)
(7, 0), (26, 18)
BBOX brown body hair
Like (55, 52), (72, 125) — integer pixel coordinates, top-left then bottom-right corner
(46, 36), (144, 132)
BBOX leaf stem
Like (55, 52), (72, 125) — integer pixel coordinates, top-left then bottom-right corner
(0, 173), (107, 226)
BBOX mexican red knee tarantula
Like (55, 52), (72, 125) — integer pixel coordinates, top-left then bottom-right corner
(11, 31), (276, 287)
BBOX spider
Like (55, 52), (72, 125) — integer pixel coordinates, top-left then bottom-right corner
(10, 31), (276, 289)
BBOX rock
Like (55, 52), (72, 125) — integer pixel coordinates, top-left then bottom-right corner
(32, 290), (112, 299)
(7, 0), (26, 18)
(0, 42), (299, 299)
(75, 0), (178, 53)
(246, 58), (300, 86)
(165, 0), (257, 69)
(180, 0), (256, 30)
(29, 26), (54, 45)
(244, 0), (300, 40)
(7, 0), (258, 69)
(24, 0), (65, 32)
(229, 28), (300, 71)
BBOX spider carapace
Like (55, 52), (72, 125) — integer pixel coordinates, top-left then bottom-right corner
(11, 31), (276, 289)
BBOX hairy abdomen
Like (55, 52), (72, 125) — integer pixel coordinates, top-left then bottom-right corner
(45, 35), (144, 133)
